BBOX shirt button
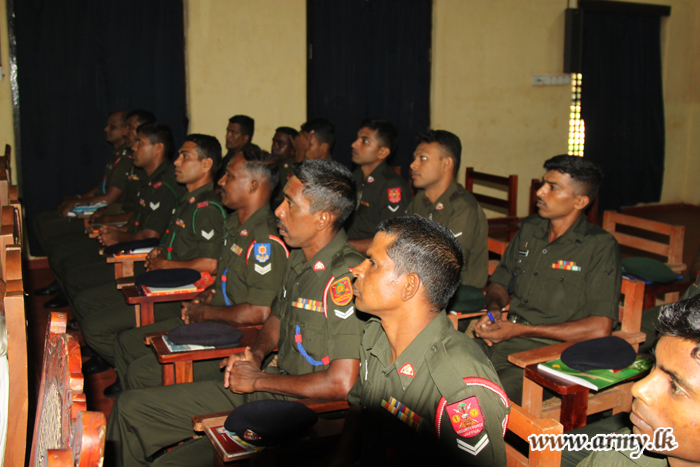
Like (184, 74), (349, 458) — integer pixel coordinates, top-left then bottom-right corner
(431, 345), (437, 352)
(524, 299), (529, 303)
(560, 277), (564, 282)
(542, 249), (548, 254)
(534, 272), (538, 276)
(385, 372), (390, 378)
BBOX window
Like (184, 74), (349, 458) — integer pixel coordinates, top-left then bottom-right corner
(568, 73), (584, 156)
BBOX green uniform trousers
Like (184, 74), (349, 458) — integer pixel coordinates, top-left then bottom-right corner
(114, 317), (223, 389)
(106, 371), (290, 467)
(77, 282), (180, 366)
(33, 210), (88, 255)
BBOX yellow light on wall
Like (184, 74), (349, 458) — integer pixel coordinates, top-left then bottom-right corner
(568, 73), (584, 157)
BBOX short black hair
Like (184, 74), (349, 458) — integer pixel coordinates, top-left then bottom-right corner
(543, 155), (603, 203)
(137, 121), (174, 160)
(657, 295), (700, 360)
(301, 118), (335, 149)
(359, 118), (398, 155)
(126, 109), (156, 127)
(184, 134), (222, 177)
(416, 129), (461, 177)
(291, 159), (355, 230)
(239, 146), (280, 191)
(275, 126), (299, 139)
(229, 115), (255, 139)
(377, 216), (463, 312)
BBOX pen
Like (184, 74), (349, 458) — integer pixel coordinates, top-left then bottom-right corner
(487, 311), (495, 323)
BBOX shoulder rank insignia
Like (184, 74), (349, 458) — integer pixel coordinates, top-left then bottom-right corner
(398, 363), (415, 378)
(334, 306), (354, 320)
(255, 243), (270, 263)
(231, 243), (243, 255)
(153, 182), (162, 189)
(436, 202), (444, 211)
(388, 188), (402, 204)
(150, 202), (160, 210)
(382, 397), (422, 432)
(240, 229), (249, 236)
(330, 277), (353, 306)
(552, 260), (581, 271)
(367, 175), (375, 183)
(197, 201), (209, 208)
(447, 396), (484, 438)
(313, 261), (325, 271)
(201, 229), (214, 240)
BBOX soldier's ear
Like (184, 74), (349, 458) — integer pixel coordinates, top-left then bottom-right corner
(377, 146), (391, 161)
(316, 210), (334, 231)
(201, 157), (214, 174)
(249, 179), (259, 194)
(401, 272), (421, 302)
(573, 194), (590, 211)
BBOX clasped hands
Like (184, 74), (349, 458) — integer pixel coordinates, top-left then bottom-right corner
(473, 308), (522, 346)
(220, 347), (263, 394)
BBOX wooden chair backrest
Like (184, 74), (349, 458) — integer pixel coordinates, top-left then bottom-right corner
(29, 312), (106, 467)
(530, 179), (600, 225)
(1, 245), (28, 467)
(488, 237), (509, 275)
(603, 211), (686, 273)
(0, 167), (8, 208)
(506, 403), (563, 467)
(0, 206), (21, 280)
(466, 167), (518, 217)
(619, 278), (645, 338)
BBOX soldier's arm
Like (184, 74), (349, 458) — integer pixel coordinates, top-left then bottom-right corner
(182, 302), (270, 327)
(476, 315), (613, 346)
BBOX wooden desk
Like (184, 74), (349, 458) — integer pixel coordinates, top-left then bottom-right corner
(106, 253), (148, 279)
(123, 286), (200, 327)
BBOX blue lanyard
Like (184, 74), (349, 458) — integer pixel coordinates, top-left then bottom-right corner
(295, 325), (329, 367)
(221, 268), (232, 306)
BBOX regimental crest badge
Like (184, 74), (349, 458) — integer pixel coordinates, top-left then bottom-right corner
(255, 243), (271, 263)
(313, 261), (325, 271)
(398, 363), (414, 378)
(367, 176), (375, 183)
(436, 202), (444, 211)
(330, 277), (353, 306)
(189, 196), (195, 203)
(240, 229), (249, 236)
(388, 188), (402, 204)
(447, 396), (485, 438)
(243, 429), (260, 441)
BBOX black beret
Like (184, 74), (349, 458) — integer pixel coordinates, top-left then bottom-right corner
(104, 238), (160, 255)
(224, 400), (318, 446)
(448, 285), (486, 313)
(561, 336), (636, 372)
(168, 322), (243, 347)
(622, 257), (678, 284)
(135, 268), (201, 287)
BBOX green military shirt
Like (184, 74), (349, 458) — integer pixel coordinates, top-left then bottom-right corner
(406, 180), (489, 287)
(272, 229), (365, 375)
(160, 183), (226, 261)
(346, 163), (413, 240)
(99, 143), (134, 197)
(212, 205), (289, 307)
(128, 162), (183, 235)
(490, 214), (621, 326)
(348, 312), (509, 465)
(577, 428), (668, 467)
(118, 164), (148, 214)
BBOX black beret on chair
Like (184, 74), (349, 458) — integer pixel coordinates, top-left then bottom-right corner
(224, 400), (319, 446)
(135, 268), (201, 288)
(103, 238), (161, 255)
(168, 322), (243, 348)
(561, 336), (637, 372)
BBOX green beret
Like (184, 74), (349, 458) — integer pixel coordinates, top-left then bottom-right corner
(447, 284), (486, 313)
(622, 257), (678, 283)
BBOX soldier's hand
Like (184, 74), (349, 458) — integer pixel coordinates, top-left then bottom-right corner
(181, 301), (206, 324)
(89, 207), (107, 223)
(227, 359), (262, 394)
(98, 225), (120, 246)
(474, 319), (521, 346)
(194, 288), (215, 305)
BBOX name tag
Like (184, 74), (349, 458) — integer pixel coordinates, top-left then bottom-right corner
(518, 249), (529, 256)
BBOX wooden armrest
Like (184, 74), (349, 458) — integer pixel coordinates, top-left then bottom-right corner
(192, 399), (351, 432)
(667, 263), (687, 274)
(144, 331), (169, 346)
(150, 327), (261, 364)
(612, 330), (646, 346)
(116, 277), (135, 289)
(106, 254), (148, 263)
(122, 286), (199, 304)
(507, 402), (562, 438)
(508, 342), (575, 368)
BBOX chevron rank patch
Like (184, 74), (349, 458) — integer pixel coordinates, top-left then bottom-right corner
(447, 396), (484, 438)
(456, 434), (490, 456)
(292, 298), (324, 313)
(231, 244), (243, 256)
(255, 243), (270, 263)
(388, 187), (402, 203)
(201, 229), (214, 240)
(334, 306), (354, 320)
(382, 397), (422, 432)
(150, 202), (160, 210)
(388, 205), (399, 212)
(254, 263), (272, 275)
(330, 277), (353, 306)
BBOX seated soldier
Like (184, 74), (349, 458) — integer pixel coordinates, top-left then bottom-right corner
(112, 147), (288, 394)
(216, 114), (254, 182)
(106, 160), (363, 467)
(53, 121), (183, 309)
(577, 295), (700, 467)
(474, 155), (621, 404)
(75, 133), (226, 381)
(406, 129), (489, 288)
(294, 117), (334, 161)
(337, 216), (509, 465)
(271, 125), (298, 208)
(346, 118), (412, 254)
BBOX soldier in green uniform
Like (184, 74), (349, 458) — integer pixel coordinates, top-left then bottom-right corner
(346, 118), (412, 255)
(474, 155), (621, 404)
(335, 216), (508, 465)
(113, 147), (289, 391)
(576, 296), (700, 467)
(75, 133), (225, 378)
(295, 118), (334, 161)
(406, 130), (489, 288)
(216, 115), (254, 183)
(106, 160), (363, 467)
(270, 126), (298, 208)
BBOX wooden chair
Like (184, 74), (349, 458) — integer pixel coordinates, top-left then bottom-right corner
(466, 167), (519, 240)
(122, 286), (201, 327)
(488, 237), (509, 275)
(529, 179), (599, 225)
(144, 327), (262, 385)
(507, 278), (646, 430)
(28, 312), (106, 467)
(0, 207), (20, 280)
(106, 252), (148, 288)
(603, 210), (687, 307)
(1, 246), (28, 467)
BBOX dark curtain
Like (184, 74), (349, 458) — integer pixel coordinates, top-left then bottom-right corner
(307, 0), (431, 175)
(580, 11), (665, 211)
(14, 0), (187, 256)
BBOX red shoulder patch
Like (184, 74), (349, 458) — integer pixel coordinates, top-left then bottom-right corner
(447, 396), (484, 438)
(398, 363), (415, 378)
(313, 261), (325, 271)
(153, 182), (162, 189)
(197, 201), (209, 208)
(388, 188), (402, 204)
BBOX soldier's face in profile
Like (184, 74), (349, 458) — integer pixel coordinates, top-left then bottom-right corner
(131, 132), (154, 168)
(271, 132), (294, 160)
(275, 176), (320, 249)
(218, 153), (251, 211)
(123, 115), (141, 148)
(305, 134), (325, 160)
(226, 123), (245, 152)
(630, 335), (700, 462)
(535, 170), (584, 221)
(104, 113), (124, 145)
(351, 127), (384, 166)
(174, 141), (209, 186)
(410, 142), (445, 189)
(352, 232), (404, 315)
